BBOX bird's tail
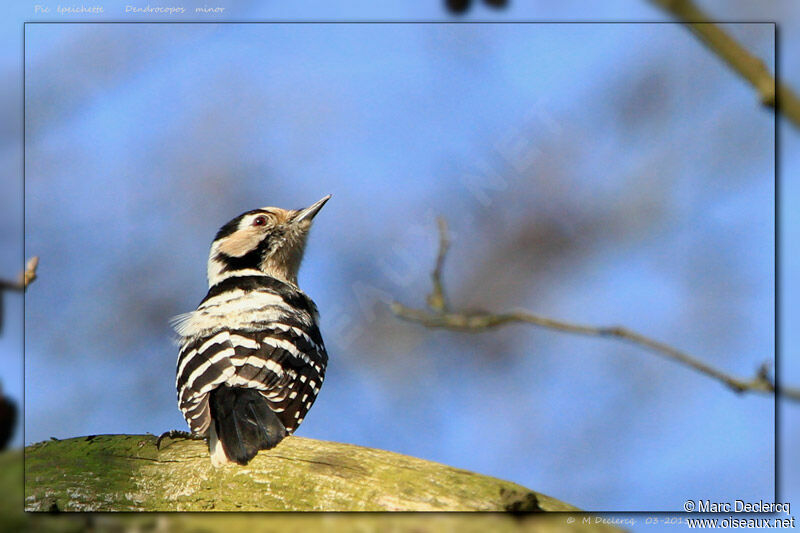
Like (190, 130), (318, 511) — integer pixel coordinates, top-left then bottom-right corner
(208, 385), (287, 466)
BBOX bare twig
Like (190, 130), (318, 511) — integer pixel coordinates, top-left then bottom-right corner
(0, 256), (38, 336)
(426, 217), (450, 313)
(651, 0), (800, 128)
(390, 222), (798, 402)
(0, 256), (39, 292)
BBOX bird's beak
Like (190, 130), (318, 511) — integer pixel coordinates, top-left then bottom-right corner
(293, 195), (331, 223)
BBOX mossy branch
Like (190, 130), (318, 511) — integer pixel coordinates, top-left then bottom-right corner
(22, 434), (580, 513)
(7, 438), (624, 531)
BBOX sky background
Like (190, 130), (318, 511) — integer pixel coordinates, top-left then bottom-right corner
(0, 0), (795, 517)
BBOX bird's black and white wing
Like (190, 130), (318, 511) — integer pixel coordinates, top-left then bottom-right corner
(174, 276), (328, 440)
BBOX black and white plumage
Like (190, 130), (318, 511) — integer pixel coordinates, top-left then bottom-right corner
(173, 195), (330, 466)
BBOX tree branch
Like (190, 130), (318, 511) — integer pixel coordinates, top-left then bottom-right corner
(0, 256), (39, 336)
(0, 257), (39, 292)
(426, 217), (450, 312)
(390, 220), (798, 402)
(651, 0), (800, 128)
(21, 434), (588, 513)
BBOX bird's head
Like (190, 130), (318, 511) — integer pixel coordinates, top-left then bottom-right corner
(207, 195), (331, 286)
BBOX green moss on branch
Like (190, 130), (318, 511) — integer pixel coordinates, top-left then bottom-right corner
(24, 434), (577, 512)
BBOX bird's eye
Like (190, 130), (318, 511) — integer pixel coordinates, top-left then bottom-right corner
(253, 216), (267, 226)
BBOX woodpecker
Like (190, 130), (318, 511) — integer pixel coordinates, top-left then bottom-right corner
(173, 195), (330, 466)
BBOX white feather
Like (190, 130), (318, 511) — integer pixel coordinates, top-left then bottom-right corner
(209, 425), (232, 467)
(170, 312), (196, 337)
(173, 291), (288, 338)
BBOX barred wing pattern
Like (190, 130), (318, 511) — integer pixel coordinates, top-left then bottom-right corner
(174, 275), (327, 437)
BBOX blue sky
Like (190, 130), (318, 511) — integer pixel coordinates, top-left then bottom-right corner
(0, 0), (796, 517)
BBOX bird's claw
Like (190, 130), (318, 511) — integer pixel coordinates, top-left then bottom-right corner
(155, 429), (205, 449)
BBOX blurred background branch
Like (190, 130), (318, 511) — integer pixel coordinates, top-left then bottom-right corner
(650, 0), (800, 128)
(442, 0), (796, 130)
(0, 257), (35, 449)
(392, 220), (796, 402)
(0, 256), (39, 450)
(0, 257), (38, 337)
(445, 0), (509, 16)
(0, 256), (38, 293)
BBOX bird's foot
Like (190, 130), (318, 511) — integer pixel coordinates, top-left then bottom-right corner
(155, 429), (205, 449)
